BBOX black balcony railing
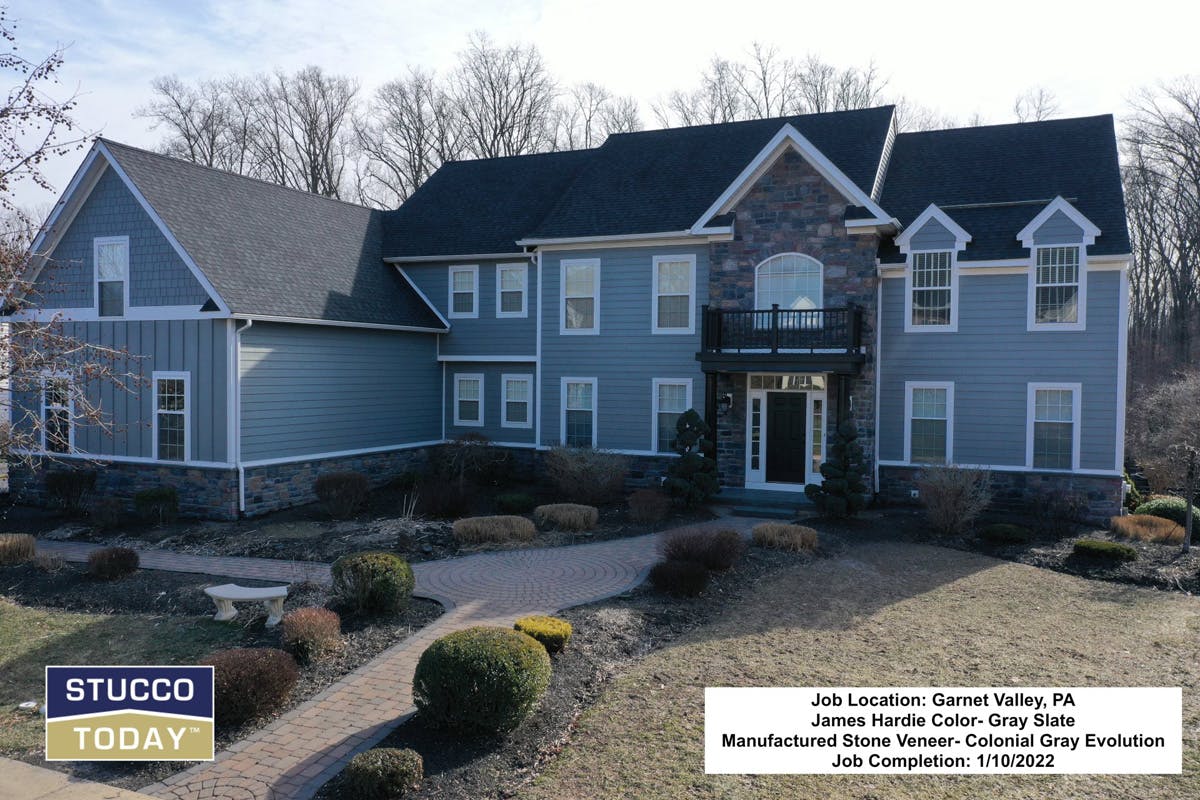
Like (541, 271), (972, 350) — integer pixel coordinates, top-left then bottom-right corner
(700, 304), (863, 354)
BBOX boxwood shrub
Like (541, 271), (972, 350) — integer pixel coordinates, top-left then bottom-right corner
(514, 615), (573, 654)
(1072, 539), (1138, 562)
(331, 551), (414, 614)
(341, 748), (423, 799)
(1134, 497), (1200, 527)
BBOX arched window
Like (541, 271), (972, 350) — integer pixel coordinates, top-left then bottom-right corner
(755, 253), (822, 311)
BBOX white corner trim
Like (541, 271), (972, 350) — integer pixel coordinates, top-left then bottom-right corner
(1115, 268), (1130, 473)
(559, 257), (600, 335)
(1016, 196), (1101, 248)
(1026, 382), (1083, 472)
(902, 381), (955, 465)
(500, 373), (534, 429)
(895, 204), (972, 254)
(452, 372), (485, 427)
(495, 262), (529, 319)
(447, 264), (479, 319)
(560, 376), (598, 447)
(394, 266), (451, 328)
(650, 254), (697, 335)
(151, 370), (191, 463)
(650, 378), (693, 453)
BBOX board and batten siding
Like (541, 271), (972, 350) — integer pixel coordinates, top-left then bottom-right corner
(444, 363), (537, 444)
(539, 245), (709, 452)
(36, 165), (211, 310)
(877, 270), (1121, 471)
(402, 259), (537, 356)
(238, 322), (441, 462)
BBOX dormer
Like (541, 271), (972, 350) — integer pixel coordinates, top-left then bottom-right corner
(1017, 197), (1100, 332)
(895, 204), (971, 333)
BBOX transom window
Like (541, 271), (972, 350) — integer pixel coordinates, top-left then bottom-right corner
(448, 265), (479, 318)
(1034, 246), (1080, 325)
(41, 374), (73, 453)
(562, 259), (599, 333)
(501, 374), (532, 429)
(154, 372), (189, 462)
(906, 383), (952, 464)
(652, 379), (691, 453)
(454, 374), (483, 426)
(652, 255), (695, 334)
(909, 251), (954, 328)
(562, 378), (596, 447)
(497, 263), (528, 318)
(754, 253), (822, 312)
(94, 236), (128, 318)
(1031, 385), (1078, 470)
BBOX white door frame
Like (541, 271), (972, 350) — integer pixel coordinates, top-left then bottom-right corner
(743, 373), (826, 491)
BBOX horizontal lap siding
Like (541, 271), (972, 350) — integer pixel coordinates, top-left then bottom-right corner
(878, 271), (1121, 471)
(239, 323), (440, 461)
(444, 363), (536, 444)
(403, 260), (536, 356)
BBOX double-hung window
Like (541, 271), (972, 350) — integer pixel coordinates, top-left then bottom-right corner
(496, 263), (528, 318)
(454, 374), (483, 426)
(561, 259), (599, 334)
(1032, 246), (1082, 326)
(907, 250), (955, 329)
(905, 382), (952, 464)
(153, 371), (189, 462)
(562, 378), (596, 447)
(652, 379), (691, 453)
(448, 265), (479, 318)
(652, 255), (695, 334)
(94, 236), (129, 318)
(41, 374), (73, 453)
(1029, 384), (1079, 470)
(501, 374), (532, 428)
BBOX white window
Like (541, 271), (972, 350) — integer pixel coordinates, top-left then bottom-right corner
(41, 374), (73, 453)
(1030, 246), (1084, 328)
(904, 382), (953, 465)
(754, 253), (822, 312)
(94, 236), (129, 318)
(448, 265), (479, 319)
(652, 255), (696, 334)
(1028, 383), (1081, 471)
(453, 373), (484, 426)
(905, 250), (957, 330)
(496, 263), (528, 318)
(561, 377), (596, 447)
(153, 371), (189, 462)
(561, 258), (599, 334)
(501, 373), (533, 429)
(652, 379), (692, 453)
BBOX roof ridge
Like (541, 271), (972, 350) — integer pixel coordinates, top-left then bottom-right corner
(895, 113), (1114, 139)
(439, 147), (599, 167)
(610, 104), (898, 138)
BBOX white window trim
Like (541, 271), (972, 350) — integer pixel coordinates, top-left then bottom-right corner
(40, 372), (75, 454)
(753, 252), (823, 311)
(453, 373), (484, 427)
(903, 381), (954, 465)
(152, 370), (191, 462)
(495, 263), (528, 319)
(560, 258), (600, 335)
(651, 378), (693, 453)
(651, 254), (696, 335)
(447, 265), (479, 319)
(1027, 245), (1087, 331)
(501, 373), (533, 429)
(560, 376), (598, 447)
(1026, 382), (1082, 471)
(93, 235), (130, 318)
(903, 250), (959, 333)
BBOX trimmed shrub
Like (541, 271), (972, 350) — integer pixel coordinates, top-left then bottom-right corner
(752, 523), (818, 552)
(1030, 490), (1088, 538)
(663, 410), (719, 508)
(314, 471), (369, 519)
(33, 552), (66, 573)
(86, 546), (139, 580)
(1110, 514), (1184, 545)
(0, 533), (36, 565)
(1123, 471), (1143, 512)
(542, 447), (629, 505)
(413, 626), (552, 735)
(514, 615), (573, 654)
(453, 515), (536, 544)
(1134, 496), (1200, 527)
(648, 559), (708, 597)
(916, 466), (993, 536)
(342, 748), (424, 799)
(534, 503), (598, 532)
(90, 497), (125, 531)
(979, 523), (1033, 545)
(331, 552), (414, 614)
(202, 647), (298, 727)
(45, 470), (97, 515)
(661, 527), (744, 570)
(804, 422), (869, 517)
(495, 492), (536, 514)
(281, 607), (342, 662)
(628, 488), (671, 524)
(134, 486), (179, 525)
(416, 480), (473, 520)
(1072, 539), (1138, 562)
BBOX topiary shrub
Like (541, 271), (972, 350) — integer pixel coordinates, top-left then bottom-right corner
(452, 515), (536, 544)
(314, 471), (370, 519)
(45, 470), (97, 515)
(804, 422), (869, 517)
(534, 503), (598, 532)
(495, 492), (536, 514)
(341, 748), (424, 799)
(1134, 496), (1200, 527)
(0, 533), (36, 565)
(134, 486), (179, 525)
(542, 447), (629, 505)
(281, 607), (342, 663)
(86, 546), (139, 580)
(331, 552), (414, 614)
(416, 479), (473, 520)
(648, 559), (708, 597)
(663, 410), (719, 508)
(89, 497), (126, 531)
(1110, 514), (1184, 544)
(1072, 539), (1138, 562)
(413, 626), (552, 735)
(752, 523), (818, 552)
(628, 488), (671, 524)
(661, 527), (744, 570)
(514, 615), (573, 654)
(202, 647), (298, 727)
(979, 523), (1033, 545)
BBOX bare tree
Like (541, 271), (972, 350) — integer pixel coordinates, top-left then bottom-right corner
(1014, 87), (1060, 122)
(553, 82), (642, 150)
(893, 97), (958, 133)
(1127, 371), (1200, 550)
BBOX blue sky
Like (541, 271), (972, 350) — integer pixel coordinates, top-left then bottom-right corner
(14, 0), (1200, 210)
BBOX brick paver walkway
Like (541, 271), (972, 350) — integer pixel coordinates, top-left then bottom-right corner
(37, 517), (753, 800)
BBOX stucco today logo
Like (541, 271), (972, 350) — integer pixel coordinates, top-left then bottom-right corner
(45, 666), (214, 761)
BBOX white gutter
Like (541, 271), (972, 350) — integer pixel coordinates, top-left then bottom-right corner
(234, 318), (253, 513)
(384, 252), (527, 263)
(230, 313), (447, 334)
(516, 230), (694, 246)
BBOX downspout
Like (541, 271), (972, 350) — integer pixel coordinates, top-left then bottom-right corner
(234, 318), (253, 514)
(534, 248), (542, 449)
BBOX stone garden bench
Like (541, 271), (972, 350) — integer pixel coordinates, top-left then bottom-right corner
(203, 583), (289, 627)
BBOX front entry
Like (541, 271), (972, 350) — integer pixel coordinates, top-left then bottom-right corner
(765, 392), (807, 483)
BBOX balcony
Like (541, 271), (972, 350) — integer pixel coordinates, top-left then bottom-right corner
(697, 304), (866, 374)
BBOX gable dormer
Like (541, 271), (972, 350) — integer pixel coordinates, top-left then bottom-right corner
(1017, 196), (1100, 331)
(895, 204), (971, 332)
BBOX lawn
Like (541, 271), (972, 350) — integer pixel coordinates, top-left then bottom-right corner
(521, 541), (1200, 800)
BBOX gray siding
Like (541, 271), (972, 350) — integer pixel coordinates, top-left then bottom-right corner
(878, 269), (1121, 471)
(908, 217), (958, 251)
(1032, 210), (1085, 245)
(540, 245), (709, 452)
(37, 166), (211, 309)
(403, 260), (536, 356)
(239, 323), (440, 461)
(444, 363), (537, 444)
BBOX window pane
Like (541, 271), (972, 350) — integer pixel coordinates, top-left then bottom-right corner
(657, 412), (680, 452)
(565, 296), (594, 329)
(1034, 421), (1073, 469)
(910, 418), (947, 464)
(157, 378), (186, 411)
(96, 242), (127, 280)
(566, 382), (592, 410)
(505, 379), (529, 402)
(756, 254), (820, 311)
(565, 409), (593, 447)
(657, 383), (687, 412)
(657, 261), (690, 294)
(458, 399), (480, 422)
(565, 263), (594, 296)
(506, 401), (528, 423)
(45, 379), (69, 408)
(157, 413), (185, 461)
(45, 408), (70, 453)
(1034, 389), (1073, 422)
(656, 295), (689, 329)
(500, 267), (524, 291)
(911, 387), (946, 420)
(1035, 247), (1080, 323)
(501, 290), (523, 313)
(452, 291), (474, 314)
(452, 270), (475, 292)
(99, 281), (124, 317)
(1036, 285), (1078, 324)
(457, 378), (480, 401)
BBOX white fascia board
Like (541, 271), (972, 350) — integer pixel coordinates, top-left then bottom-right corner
(230, 313), (447, 333)
(1016, 196), (1101, 248)
(394, 265), (452, 328)
(515, 230), (694, 247)
(23, 148), (106, 287)
(895, 204), (972, 254)
(384, 252), (528, 263)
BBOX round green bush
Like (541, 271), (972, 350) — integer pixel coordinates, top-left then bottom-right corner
(1134, 497), (1200, 527)
(1072, 539), (1138, 563)
(979, 523), (1033, 545)
(342, 747), (423, 799)
(331, 551), (414, 614)
(514, 615), (573, 653)
(413, 626), (552, 735)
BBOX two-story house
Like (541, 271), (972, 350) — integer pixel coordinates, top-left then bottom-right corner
(11, 105), (1130, 519)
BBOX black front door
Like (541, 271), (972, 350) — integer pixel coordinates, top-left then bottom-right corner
(766, 392), (807, 483)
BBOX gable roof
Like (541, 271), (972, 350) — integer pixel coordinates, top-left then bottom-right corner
(97, 140), (445, 329)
